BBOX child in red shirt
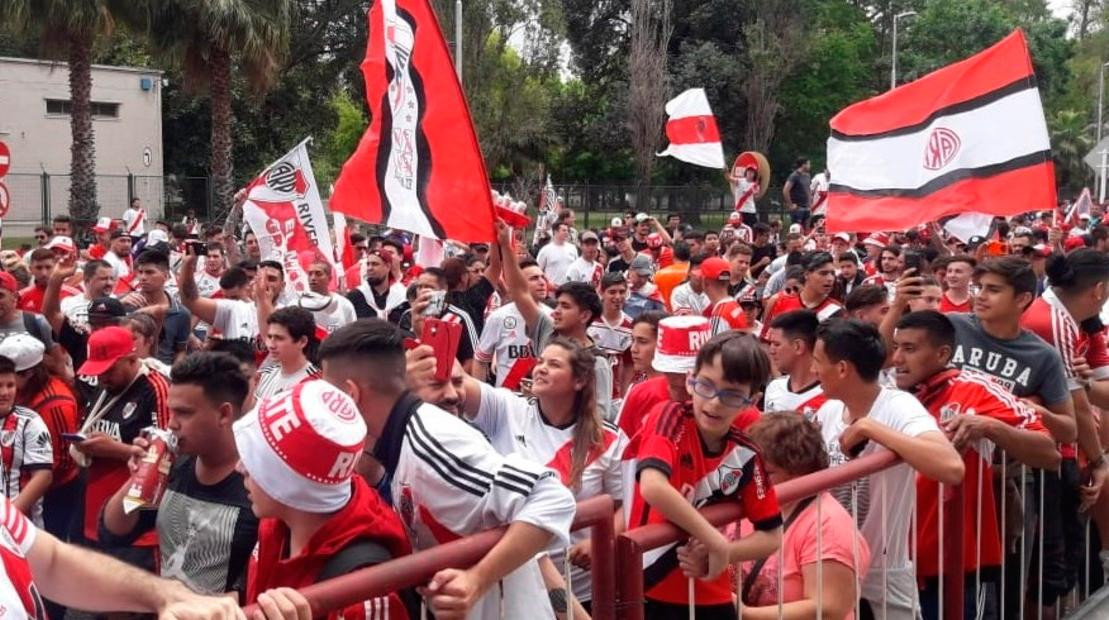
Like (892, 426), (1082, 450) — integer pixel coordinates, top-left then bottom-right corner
(626, 331), (782, 619)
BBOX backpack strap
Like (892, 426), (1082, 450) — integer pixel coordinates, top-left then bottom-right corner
(316, 539), (395, 582)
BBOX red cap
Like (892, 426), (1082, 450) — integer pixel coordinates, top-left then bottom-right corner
(699, 257), (731, 282)
(1065, 236), (1086, 252)
(647, 233), (663, 249)
(78, 326), (135, 376)
(0, 272), (17, 294)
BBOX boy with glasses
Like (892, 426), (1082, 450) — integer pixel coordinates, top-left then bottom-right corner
(626, 331), (781, 620)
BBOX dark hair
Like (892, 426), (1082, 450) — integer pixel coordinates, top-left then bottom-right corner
(672, 241), (691, 262)
(689, 252), (707, 268)
(0, 356), (15, 376)
(266, 306), (319, 363)
(236, 259), (258, 272)
(946, 254), (976, 270)
(816, 319), (886, 382)
(1091, 225), (1108, 242)
(769, 309), (819, 350)
(836, 251), (859, 266)
(52, 214), (72, 225)
(83, 259), (112, 281)
(748, 413), (829, 475)
(28, 248), (54, 263)
(974, 256), (1036, 298)
(794, 157), (809, 169)
(555, 281), (603, 323)
(202, 224), (223, 240)
(318, 319), (408, 390)
(219, 267), (251, 290)
(845, 284), (888, 313)
(895, 310), (956, 353)
(258, 260), (284, 277)
(753, 223), (771, 237)
(727, 242), (753, 258)
(206, 338), (257, 367)
(422, 267), (447, 289)
(880, 245), (902, 258)
(803, 251), (834, 273)
(206, 242), (224, 255)
(684, 230), (705, 242)
(171, 223), (189, 239)
(784, 265), (805, 283)
(350, 232), (366, 245)
(784, 251), (805, 267)
(134, 249), (170, 271)
(694, 332), (771, 392)
(171, 352), (250, 415)
(632, 310), (666, 332)
(519, 258), (540, 270)
(600, 271), (627, 291)
(544, 337), (603, 491)
(442, 258), (466, 290)
(1046, 248), (1109, 294)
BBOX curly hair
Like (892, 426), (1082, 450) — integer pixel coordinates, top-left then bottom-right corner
(747, 412), (829, 476)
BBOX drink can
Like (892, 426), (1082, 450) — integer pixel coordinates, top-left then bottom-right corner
(122, 427), (177, 514)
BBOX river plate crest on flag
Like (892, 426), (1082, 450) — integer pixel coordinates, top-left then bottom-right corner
(328, 0), (497, 242)
(824, 29), (1056, 233)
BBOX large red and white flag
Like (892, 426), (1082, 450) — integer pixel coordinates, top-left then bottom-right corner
(329, 0), (496, 242)
(242, 139), (337, 295)
(825, 30), (1055, 233)
(657, 88), (725, 169)
(1064, 187), (1092, 229)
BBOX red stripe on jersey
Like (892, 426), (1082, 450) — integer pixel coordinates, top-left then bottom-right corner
(545, 429), (619, 487)
(418, 505), (462, 544)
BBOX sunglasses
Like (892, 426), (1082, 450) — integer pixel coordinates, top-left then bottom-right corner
(784, 286), (799, 295)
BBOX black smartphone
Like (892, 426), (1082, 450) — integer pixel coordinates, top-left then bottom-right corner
(902, 250), (924, 274)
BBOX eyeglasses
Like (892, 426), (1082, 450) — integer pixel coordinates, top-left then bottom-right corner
(687, 377), (754, 409)
(784, 286), (798, 295)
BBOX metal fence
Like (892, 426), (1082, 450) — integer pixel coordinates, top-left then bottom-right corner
(2, 172), (212, 239)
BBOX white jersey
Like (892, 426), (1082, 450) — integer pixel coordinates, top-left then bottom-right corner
(669, 281), (709, 316)
(588, 314), (633, 401)
(813, 389), (939, 618)
(0, 496), (42, 619)
(122, 207), (146, 235)
(254, 362), (319, 402)
(379, 396), (576, 620)
(103, 251), (132, 280)
(762, 377), (826, 417)
(476, 303), (549, 388)
(60, 295), (92, 333)
(195, 271), (222, 299)
(0, 407), (52, 527)
(212, 298), (258, 341)
(472, 383), (627, 602)
(564, 257), (604, 290)
(304, 293), (358, 335)
(536, 242), (578, 286)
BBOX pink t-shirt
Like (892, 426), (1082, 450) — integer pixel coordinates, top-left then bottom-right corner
(733, 492), (871, 619)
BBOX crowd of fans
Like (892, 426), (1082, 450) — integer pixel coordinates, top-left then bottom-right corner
(0, 181), (1107, 620)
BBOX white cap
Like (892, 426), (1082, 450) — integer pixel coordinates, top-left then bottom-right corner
(0, 334), (44, 372)
(653, 316), (711, 374)
(789, 223), (803, 234)
(146, 229), (169, 245)
(44, 236), (76, 254)
(93, 217), (112, 232)
(234, 380), (366, 513)
(635, 212), (650, 223)
(298, 291), (334, 313)
(611, 217), (624, 228)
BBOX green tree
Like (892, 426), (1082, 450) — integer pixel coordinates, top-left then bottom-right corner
(315, 90), (367, 189)
(139, 0), (292, 220)
(0, 0), (119, 224)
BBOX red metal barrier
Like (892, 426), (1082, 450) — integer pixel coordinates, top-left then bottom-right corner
(614, 450), (967, 619)
(243, 494), (617, 620)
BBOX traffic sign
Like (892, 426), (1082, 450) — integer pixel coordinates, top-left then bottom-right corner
(0, 142), (8, 177)
(1084, 136), (1109, 172)
(0, 182), (9, 218)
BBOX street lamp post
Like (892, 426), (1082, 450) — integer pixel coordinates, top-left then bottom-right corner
(891, 11), (918, 90)
(1097, 62), (1109, 196)
(455, 0), (463, 80)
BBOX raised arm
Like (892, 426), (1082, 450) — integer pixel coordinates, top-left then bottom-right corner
(498, 220), (542, 332)
(42, 254), (78, 336)
(178, 252), (219, 325)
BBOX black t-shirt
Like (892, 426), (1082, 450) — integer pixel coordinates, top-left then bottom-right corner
(452, 277), (495, 336)
(99, 456), (259, 596)
(608, 257), (631, 273)
(631, 237), (649, 252)
(787, 170), (811, 208)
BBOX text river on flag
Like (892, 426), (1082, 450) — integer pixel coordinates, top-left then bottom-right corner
(825, 29), (1055, 233)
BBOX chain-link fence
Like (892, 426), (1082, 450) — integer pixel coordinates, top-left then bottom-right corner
(1, 172), (213, 239)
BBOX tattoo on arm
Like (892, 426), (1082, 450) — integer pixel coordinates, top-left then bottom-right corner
(548, 588), (568, 614)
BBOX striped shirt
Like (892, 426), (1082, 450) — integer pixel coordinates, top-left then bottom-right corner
(254, 362), (321, 403)
(19, 377), (80, 489)
(0, 407), (53, 526)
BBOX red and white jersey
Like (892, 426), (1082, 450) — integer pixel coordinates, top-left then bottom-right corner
(760, 293), (842, 340)
(861, 273), (897, 299)
(588, 313), (634, 399)
(703, 297), (748, 335)
(762, 377), (826, 417)
(914, 369), (1046, 577)
(477, 303), (549, 388)
(938, 292), (972, 313)
(195, 271), (222, 299)
(722, 224), (752, 244)
(0, 497), (44, 620)
(471, 384), (628, 602)
(1023, 289), (1109, 388)
(564, 257), (604, 290)
(103, 251), (132, 280)
(0, 408), (52, 527)
(382, 397), (576, 620)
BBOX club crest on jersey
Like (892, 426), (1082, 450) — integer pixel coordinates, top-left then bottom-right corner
(939, 403), (961, 423)
(399, 484), (414, 530)
(121, 402), (137, 421)
(0, 431), (14, 448)
(719, 464), (744, 496)
(504, 316), (517, 330)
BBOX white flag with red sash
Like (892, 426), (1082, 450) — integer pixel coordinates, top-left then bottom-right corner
(242, 139), (337, 295)
(657, 88), (725, 169)
(826, 30), (1055, 233)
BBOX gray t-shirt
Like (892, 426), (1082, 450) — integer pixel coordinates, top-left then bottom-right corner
(947, 312), (1069, 406)
(528, 311), (615, 420)
(0, 312), (54, 349)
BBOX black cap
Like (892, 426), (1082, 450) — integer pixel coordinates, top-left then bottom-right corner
(88, 297), (126, 319)
(109, 228), (128, 240)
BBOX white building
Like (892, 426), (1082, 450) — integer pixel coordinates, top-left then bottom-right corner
(0, 56), (164, 237)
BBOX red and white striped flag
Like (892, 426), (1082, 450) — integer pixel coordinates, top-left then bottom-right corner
(1064, 187), (1092, 229)
(657, 88), (725, 169)
(825, 29), (1055, 233)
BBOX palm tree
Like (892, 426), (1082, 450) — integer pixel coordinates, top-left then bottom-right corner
(1049, 108), (1094, 194)
(140, 0), (292, 220)
(0, 1), (116, 226)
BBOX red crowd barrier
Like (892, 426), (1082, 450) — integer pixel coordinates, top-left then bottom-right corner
(242, 494), (617, 619)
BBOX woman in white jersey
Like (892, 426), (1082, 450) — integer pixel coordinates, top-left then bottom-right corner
(459, 337), (627, 612)
(250, 306), (320, 410)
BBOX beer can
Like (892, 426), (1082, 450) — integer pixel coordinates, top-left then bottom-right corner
(122, 427), (177, 514)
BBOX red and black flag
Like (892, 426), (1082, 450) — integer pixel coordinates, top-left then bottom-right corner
(329, 0), (496, 242)
(825, 29), (1055, 233)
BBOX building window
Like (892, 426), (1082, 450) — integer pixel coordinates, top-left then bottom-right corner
(45, 99), (120, 119)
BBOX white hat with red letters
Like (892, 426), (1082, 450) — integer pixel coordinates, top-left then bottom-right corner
(234, 379), (366, 513)
(653, 315), (711, 374)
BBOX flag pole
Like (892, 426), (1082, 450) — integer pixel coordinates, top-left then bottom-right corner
(455, 0), (463, 80)
(1100, 149), (1108, 204)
